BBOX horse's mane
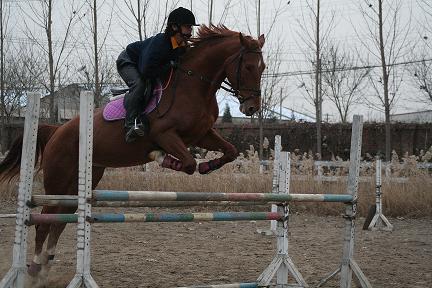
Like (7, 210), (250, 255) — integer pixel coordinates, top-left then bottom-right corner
(190, 25), (239, 47)
(184, 25), (257, 61)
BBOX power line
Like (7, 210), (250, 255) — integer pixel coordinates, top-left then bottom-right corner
(263, 58), (432, 78)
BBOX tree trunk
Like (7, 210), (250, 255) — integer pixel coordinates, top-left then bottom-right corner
(315, 0), (322, 158)
(0, 0), (6, 152)
(47, 0), (57, 123)
(137, 0), (143, 41)
(378, 0), (391, 161)
(259, 109), (263, 160)
(93, 0), (101, 107)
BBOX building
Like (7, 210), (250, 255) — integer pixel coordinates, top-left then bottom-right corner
(390, 110), (432, 124)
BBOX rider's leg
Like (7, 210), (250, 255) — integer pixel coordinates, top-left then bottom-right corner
(123, 78), (152, 142)
(116, 54), (152, 142)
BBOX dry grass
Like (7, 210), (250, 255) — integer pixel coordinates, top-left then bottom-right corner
(1, 147), (431, 218)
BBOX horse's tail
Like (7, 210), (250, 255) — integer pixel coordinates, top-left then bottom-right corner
(0, 124), (59, 183)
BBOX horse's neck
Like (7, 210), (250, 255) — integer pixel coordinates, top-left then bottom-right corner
(189, 39), (240, 95)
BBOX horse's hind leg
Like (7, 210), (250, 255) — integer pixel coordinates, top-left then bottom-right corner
(27, 206), (56, 277)
(195, 128), (239, 174)
(153, 130), (197, 174)
(26, 206), (60, 288)
(27, 167), (105, 287)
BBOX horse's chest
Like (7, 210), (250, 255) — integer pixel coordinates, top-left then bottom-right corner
(179, 113), (215, 140)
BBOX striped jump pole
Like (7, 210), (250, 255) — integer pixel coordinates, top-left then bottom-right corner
(29, 196), (270, 208)
(177, 283), (258, 288)
(31, 192), (353, 206)
(91, 191), (353, 203)
(27, 212), (284, 225)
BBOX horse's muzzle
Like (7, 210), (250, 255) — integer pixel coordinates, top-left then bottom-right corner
(240, 104), (259, 116)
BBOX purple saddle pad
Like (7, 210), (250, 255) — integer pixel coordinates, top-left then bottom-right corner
(103, 81), (163, 121)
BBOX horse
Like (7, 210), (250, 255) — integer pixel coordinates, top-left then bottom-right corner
(0, 25), (265, 286)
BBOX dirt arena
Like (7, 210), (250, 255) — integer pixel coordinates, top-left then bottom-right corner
(0, 201), (431, 288)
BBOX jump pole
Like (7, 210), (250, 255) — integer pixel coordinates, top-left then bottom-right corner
(317, 115), (372, 288)
(0, 93), (41, 288)
(31, 192), (353, 204)
(66, 91), (98, 288)
(367, 159), (393, 231)
(270, 135), (282, 233)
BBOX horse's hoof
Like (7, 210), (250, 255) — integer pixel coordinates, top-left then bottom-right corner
(198, 162), (211, 174)
(162, 155), (182, 171)
(27, 262), (42, 277)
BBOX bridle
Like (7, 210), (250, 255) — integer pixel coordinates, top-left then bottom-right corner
(221, 48), (262, 104)
(176, 47), (263, 104)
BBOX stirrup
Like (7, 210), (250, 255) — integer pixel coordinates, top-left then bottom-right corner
(133, 118), (145, 137)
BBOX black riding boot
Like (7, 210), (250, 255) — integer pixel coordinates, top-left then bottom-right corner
(124, 78), (152, 143)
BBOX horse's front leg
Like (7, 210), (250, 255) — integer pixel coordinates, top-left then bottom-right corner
(152, 129), (197, 175)
(195, 128), (239, 174)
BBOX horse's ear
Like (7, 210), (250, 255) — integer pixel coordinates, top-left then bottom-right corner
(239, 32), (247, 47)
(258, 34), (265, 48)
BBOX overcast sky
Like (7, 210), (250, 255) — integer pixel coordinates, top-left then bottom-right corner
(6, 0), (431, 122)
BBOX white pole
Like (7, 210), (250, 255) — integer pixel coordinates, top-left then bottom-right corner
(67, 91), (98, 288)
(271, 136), (282, 232)
(0, 93), (40, 288)
(367, 159), (393, 231)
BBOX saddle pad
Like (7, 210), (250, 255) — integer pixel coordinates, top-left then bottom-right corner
(103, 82), (163, 121)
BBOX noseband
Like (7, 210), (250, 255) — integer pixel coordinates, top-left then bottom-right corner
(176, 48), (262, 104)
(221, 48), (262, 104)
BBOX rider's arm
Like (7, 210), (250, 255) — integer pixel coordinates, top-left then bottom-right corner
(138, 36), (170, 79)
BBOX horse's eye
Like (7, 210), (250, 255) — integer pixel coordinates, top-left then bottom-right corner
(246, 65), (254, 71)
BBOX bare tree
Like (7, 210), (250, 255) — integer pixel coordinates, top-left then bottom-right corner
(76, 0), (114, 107)
(19, 0), (82, 123)
(409, 1), (432, 105)
(295, 0), (336, 157)
(243, 0), (290, 159)
(0, 0), (9, 151)
(410, 57), (432, 105)
(321, 45), (371, 123)
(260, 41), (288, 120)
(356, 0), (412, 160)
(418, 0), (432, 49)
(2, 44), (45, 149)
(116, 0), (179, 42)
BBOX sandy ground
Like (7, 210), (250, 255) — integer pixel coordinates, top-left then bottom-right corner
(1, 201), (431, 288)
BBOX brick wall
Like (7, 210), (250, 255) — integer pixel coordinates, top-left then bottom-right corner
(214, 122), (432, 160)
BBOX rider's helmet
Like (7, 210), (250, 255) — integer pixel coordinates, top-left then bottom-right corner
(167, 7), (199, 26)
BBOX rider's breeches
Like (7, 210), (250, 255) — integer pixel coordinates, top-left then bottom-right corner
(116, 50), (151, 129)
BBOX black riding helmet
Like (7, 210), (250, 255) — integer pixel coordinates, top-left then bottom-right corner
(167, 7), (199, 26)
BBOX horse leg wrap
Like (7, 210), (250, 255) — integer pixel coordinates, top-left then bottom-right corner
(198, 158), (222, 174)
(27, 262), (42, 276)
(161, 155), (182, 171)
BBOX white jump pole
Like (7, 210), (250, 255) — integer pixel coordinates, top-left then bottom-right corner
(367, 159), (393, 231)
(257, 135), (282, 235)
(257, 151), (308, 287)
(67, 91), (98, 288)
(0, 93), (41, 288)
(317, 115), (372, 288)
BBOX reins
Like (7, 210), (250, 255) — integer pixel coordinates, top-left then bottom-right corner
(177, 47), (262, 103)
(156, 46), (262, 118)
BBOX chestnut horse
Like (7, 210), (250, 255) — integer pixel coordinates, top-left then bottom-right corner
(0, 25), (265, 285)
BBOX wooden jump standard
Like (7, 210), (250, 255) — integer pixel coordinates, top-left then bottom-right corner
(0, 91), (372, 288)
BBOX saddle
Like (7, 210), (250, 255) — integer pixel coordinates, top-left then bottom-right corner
(103, 81), (163, 121)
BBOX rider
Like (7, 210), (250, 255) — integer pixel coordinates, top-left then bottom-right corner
(116, 7), (198, 143)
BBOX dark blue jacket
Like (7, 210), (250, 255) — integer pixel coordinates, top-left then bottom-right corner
(126, 33), (185, 78)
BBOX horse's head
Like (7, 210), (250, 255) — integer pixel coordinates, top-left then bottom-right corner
(225, 33), (266, 116)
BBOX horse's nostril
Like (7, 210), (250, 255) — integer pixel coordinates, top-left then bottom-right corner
(248, 107), (255, 114)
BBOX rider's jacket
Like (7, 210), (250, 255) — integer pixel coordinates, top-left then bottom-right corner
(125, 33), (186, 78)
